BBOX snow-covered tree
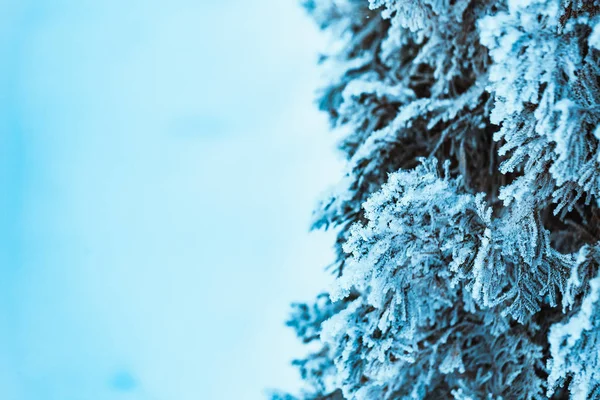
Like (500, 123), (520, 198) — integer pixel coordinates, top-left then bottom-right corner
(275, 1), (600, 399)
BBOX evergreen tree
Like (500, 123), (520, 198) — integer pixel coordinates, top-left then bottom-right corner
(275, 1), (600, 399)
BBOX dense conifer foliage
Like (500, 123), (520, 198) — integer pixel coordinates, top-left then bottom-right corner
(275, 1), (600, 398)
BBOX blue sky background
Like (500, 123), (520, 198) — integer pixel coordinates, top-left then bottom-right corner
(0, 1), (341, 399)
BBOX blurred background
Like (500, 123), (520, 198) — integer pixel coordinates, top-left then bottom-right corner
(0, 0), (341, 399)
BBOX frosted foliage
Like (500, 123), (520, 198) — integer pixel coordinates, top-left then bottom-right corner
(277, 1), (600, 399)
(334, 159), (575, 324)
(369, 0), (471, 31)
(320, 160), (549, 399)
(548, 253), (600, 399)
(310, 0), (495, 241)
(480, 0), (600, 214)
(284, 293), (351, 397)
